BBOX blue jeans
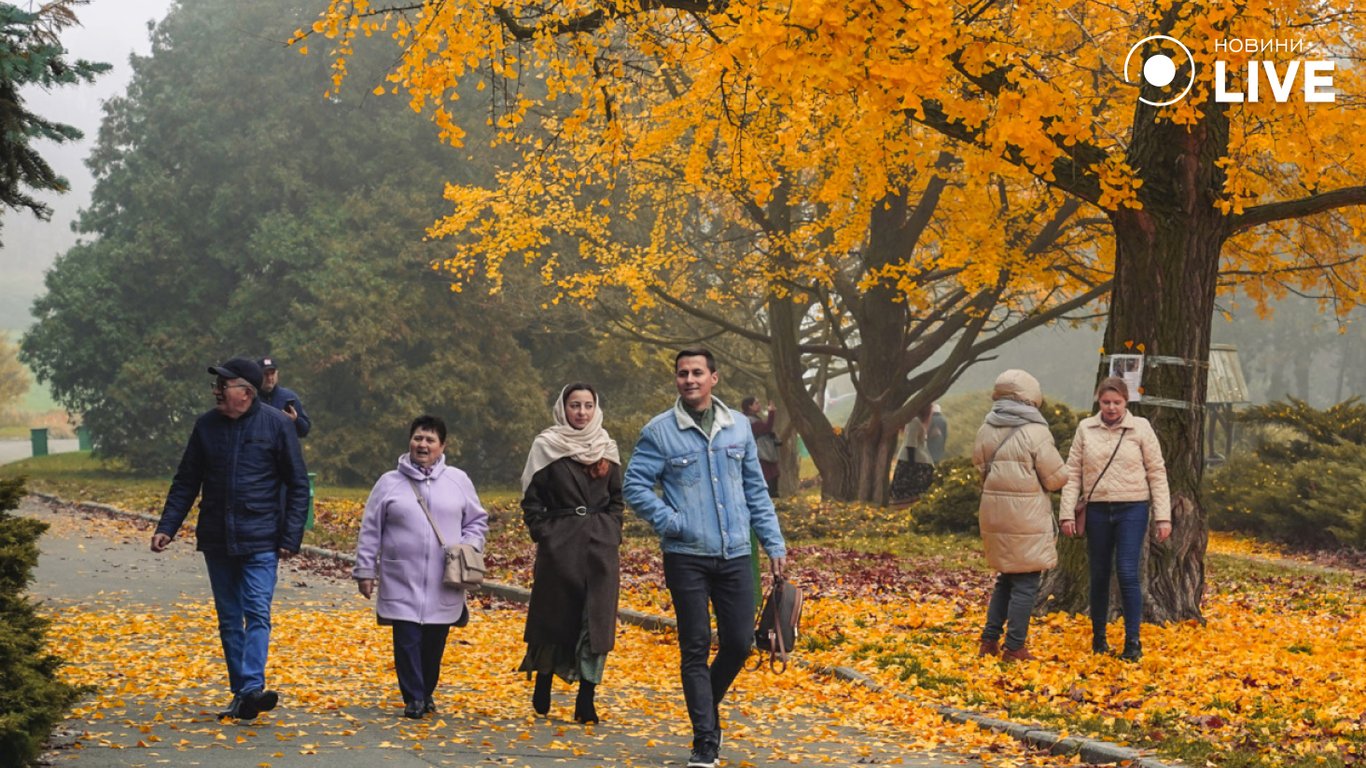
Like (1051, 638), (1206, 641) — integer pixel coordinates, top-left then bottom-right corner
(663, 553), (755, 744)
(981, 571), (1042, 651)
(1085, 501), (1149, 646)
(204, 551), (279, 694)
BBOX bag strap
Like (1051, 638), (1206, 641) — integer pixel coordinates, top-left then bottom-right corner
(1083, 428), (1128, 505)
(407, 477), (449, 549)
(981, 424), (1026, 485)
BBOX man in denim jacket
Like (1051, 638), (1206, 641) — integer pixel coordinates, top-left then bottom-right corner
(623, 348), (787, 768)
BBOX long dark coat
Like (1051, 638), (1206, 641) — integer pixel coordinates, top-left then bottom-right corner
(521, 457), (623, 654)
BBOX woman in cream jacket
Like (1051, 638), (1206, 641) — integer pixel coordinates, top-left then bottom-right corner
(1058, 377), (1171, 662)
(972, 370), (1069, 661)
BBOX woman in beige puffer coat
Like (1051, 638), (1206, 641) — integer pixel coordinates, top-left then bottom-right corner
(972, 370), (1069, 661)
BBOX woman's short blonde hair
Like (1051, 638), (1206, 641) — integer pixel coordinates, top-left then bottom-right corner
(1095, 376), (1129, 401)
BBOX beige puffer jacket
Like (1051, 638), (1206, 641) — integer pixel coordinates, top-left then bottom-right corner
(1058, 412), (1171, 523)
(972, 371), (1070, 574)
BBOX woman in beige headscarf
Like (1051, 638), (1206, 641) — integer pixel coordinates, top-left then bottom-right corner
(518, 383), (622, 724)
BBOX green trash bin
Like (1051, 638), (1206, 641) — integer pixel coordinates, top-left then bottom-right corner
(30, 428), (48, 458)
(76, 425), (92, 451)
(306, 472), (317, 530)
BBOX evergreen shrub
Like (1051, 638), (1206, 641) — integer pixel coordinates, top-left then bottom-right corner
(1205, 399), (1366, 548)
(0, 477), (82, 767)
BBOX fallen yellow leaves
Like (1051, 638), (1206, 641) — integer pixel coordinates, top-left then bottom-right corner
(42, 593), (1073, 765)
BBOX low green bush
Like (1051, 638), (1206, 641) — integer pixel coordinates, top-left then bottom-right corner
(0, 477), (83, 767)
(1205, 399), (1366, 549)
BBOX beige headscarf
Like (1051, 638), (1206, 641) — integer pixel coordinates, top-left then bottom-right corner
(519, 385), (621, 492)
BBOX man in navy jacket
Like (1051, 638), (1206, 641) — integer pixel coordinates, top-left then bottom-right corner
(152, 357), (310, 721)
(257, 356), (310, 438)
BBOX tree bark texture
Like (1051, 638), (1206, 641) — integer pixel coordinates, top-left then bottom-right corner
(1038, 91), (1229, 625)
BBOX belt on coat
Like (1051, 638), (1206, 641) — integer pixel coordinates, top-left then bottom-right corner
(545, 505), (607, 518)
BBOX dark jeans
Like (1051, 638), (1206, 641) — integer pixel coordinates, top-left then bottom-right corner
(663, 553), (755, 743)
(980, 571), (1042, 651)
(203, 551), (279, 694)
(1086, 501), (1150, 646)
(391, 621), (451, 705)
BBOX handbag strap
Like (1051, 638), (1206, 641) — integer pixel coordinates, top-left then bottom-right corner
(1082, 428), (1128, 505)
(981, 424), (1026, 484)
(407, 477), (449, 549)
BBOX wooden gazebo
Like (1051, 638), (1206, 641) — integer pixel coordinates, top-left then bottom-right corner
(1205, 344), (1250, 464)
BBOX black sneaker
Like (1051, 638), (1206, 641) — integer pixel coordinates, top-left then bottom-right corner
(237, 689), (279, 720)
(217, 694), (242, 719)
(687, 737), (719, 768)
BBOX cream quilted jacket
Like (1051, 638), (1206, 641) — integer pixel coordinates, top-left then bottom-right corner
(1058, 412), (1171, 523)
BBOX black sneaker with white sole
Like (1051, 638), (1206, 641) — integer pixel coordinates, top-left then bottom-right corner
(686, 736), (719, 768)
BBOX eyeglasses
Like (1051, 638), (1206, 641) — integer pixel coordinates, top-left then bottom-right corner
(212, 380), (251, 392)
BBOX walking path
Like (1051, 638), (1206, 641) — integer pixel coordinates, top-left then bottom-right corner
(0, 437), (80, 464)
(23, 496), (995, 768)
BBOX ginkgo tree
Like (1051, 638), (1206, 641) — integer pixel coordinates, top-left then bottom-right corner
(301, 4), (1116, 505)
(306, 0), (1366, 621)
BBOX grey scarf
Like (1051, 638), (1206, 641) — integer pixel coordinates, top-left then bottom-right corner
(984, 398), (1047, 427)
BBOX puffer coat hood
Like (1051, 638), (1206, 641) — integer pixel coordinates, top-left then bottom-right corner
(992, 369), (1043, 407)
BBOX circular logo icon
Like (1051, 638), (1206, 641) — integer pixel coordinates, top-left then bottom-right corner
(1123, 35), (1195, 106)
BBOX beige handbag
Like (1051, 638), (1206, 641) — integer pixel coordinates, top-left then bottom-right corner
(408, 479), (485, 589)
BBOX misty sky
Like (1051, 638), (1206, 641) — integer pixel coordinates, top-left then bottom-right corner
(0, 0), (175, 332)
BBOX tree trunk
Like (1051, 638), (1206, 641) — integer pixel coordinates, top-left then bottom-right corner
(1039, 94), (1228, 625)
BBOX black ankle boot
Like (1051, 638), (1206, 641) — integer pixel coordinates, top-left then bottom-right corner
(532, 672), (552, 715)
(1092, 635), (1111, 654)
(1120, 639), (1142, 662)
(574, 681), (598, 724)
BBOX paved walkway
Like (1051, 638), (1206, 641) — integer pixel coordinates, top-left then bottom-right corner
(0, 437), (81, 464)
(23, 497), (978, 768)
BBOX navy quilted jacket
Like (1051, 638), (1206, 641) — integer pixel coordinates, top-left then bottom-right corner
(157, 399), (310, 555)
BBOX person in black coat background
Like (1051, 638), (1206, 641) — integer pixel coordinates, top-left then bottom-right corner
(518, 383), (623, 724)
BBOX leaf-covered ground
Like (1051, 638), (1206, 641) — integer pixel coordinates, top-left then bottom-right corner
(31, 505), (1084, 768)
(30, 488), (1366, 767)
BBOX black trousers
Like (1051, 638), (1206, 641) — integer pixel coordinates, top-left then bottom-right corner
(391, 621), (450, 705)
(663, 553), (755, 742)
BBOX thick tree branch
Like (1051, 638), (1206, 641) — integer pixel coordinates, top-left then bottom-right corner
(1228, 185), (1366, 234)
(494, 0), (723, 41)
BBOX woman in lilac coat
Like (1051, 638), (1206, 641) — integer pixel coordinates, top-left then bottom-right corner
(354, 415), (488, 719)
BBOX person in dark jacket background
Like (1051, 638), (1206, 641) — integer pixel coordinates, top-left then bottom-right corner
(151, 357), (310, 721)
(257, 356), (310, 438)
(518, 383), (623, 724)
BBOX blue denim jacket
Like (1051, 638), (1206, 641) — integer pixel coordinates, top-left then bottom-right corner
(623, 397), (786, 560)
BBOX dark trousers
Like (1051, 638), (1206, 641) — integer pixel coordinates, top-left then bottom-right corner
(663, 553), (755, 743)
(391, 621), (451, 705)
(1086, 501), (1150, 646)
(980, 571), (1042, 651)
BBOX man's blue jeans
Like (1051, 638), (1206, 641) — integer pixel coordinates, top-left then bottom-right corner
(1085, 501), (1149, 645)
(663, 553), (755, 744)
(204, 551), (279, 694)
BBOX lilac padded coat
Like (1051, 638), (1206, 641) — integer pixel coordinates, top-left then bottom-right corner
(354, 453), (489, 625)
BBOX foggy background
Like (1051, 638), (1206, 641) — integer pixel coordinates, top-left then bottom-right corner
(2, 0), (1361, 415)
(0, 0), (174, 332)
